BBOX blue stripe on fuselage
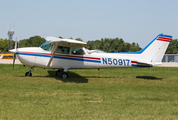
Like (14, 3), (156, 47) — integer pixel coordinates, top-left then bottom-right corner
(54, 56), (101, 63)
(131, 64), (152, 67)
(17, 52), (101, 63)
(17, 52), (51, 58)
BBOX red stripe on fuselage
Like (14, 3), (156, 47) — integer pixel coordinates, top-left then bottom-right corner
(19, 51), (52, 55)
(54, 54), (100, 60)
(69, 55), (100, 60)
(131, 61), (137, 64)
(156, 37), (171, 42)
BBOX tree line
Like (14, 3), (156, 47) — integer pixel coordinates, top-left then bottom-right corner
(0, 35), (178, 54)
(87, 38), (141, 52)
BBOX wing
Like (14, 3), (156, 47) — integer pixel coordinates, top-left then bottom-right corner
(46, 37), (87, 48)
(46, 37), (87, 67)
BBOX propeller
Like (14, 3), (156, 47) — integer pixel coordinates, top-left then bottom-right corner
(12, 36), (17, 69)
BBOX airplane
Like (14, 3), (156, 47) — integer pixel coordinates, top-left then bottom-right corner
(9, 33), (172, 78)
(0, 55), (4, 59)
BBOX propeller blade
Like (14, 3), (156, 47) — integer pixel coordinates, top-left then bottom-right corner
(15, 35), (17, 50)
(12, 53), (16, 69)
(12, 36), (17, 69)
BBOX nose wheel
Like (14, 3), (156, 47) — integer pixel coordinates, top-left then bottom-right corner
(25, 67), (33, 77)
(56, 69), (68, 78)
(25, 72), (32, 77)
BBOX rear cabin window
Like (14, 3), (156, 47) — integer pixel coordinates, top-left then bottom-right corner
(71, 48), (85, 55)
(56, 46), (70, 54)
(40, 41), (52, 51)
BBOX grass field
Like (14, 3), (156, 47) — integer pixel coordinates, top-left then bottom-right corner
(0, 64), (178, 119)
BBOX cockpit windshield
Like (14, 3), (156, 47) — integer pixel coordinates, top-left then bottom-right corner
(84, 48), (106, 54)
(40, 41), (52, 51)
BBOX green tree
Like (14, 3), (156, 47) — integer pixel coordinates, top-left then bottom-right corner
(19, 36), (45, 47)
(87, 37), (141, 52)
(87, 40), (95, 50)
(166, 39), (178, 54)
(69, 37), (74, 39)
(113, 38), (124, 52)
(75, 38), (83, 41)
(0, 38), (9, 52)
(129, 42), (141, 52)
(122, 43), (131, 52)
(59, 36), (63, 39)
(0, 38), (17, 52)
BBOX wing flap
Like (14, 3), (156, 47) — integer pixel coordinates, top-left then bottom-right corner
(137, 62), (152, 67)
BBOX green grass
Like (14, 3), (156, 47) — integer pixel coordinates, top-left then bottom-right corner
(0, 64), (178, 119)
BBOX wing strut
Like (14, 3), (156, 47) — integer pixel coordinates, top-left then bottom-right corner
(47, 43), (58, 67)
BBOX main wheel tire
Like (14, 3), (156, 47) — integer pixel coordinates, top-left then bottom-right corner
(25, 72), (32, 77)
(56, 70), (61, 76)
(60, 72), (68, 79)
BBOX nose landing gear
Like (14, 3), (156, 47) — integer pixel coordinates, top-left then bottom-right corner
(25, 67), (33, 77)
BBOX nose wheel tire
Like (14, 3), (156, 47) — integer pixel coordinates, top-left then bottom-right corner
(25, 67), (33, 77)
(60, 72), (68, 79)
(25, 72), (32, 77)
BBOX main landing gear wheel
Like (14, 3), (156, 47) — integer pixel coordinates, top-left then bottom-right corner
(56, 69), (63, 76)
(60, 72), (68, 79)
(56, 69), (69, 78)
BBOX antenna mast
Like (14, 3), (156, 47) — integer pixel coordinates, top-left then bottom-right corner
(7, 25), (15, 50)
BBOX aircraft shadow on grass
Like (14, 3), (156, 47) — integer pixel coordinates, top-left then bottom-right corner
(18, 70), (162, 82)
(136, 76), (163, 80)
(82, 76), (117, 78)
(47, 71), (88, 83)
(47, 71), (117, 81)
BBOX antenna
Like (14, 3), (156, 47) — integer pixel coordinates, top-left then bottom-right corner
(7, 24), (15, 50)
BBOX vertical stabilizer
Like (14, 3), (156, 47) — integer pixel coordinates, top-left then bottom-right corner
(140, 34), (172, 64)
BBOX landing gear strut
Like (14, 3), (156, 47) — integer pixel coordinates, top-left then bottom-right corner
(56, 69), (68, 78)
(56, 69), (63, 76)
(25, 67), (33, 77)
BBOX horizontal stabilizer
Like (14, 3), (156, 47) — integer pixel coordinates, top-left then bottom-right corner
(131, 61), (152, 67)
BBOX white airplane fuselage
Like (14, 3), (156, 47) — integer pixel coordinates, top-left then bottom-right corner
(16, 47), (142, 69)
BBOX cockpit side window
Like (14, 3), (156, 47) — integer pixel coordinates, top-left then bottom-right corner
(71, 48), (85, 55)
(40, 41), (52, 51)
(56, 46), (70, 54)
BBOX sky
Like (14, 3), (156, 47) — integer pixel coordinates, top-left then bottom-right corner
(0, 0), (178, 48)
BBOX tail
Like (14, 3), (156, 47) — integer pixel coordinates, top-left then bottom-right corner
(139, 33), (172, 65)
